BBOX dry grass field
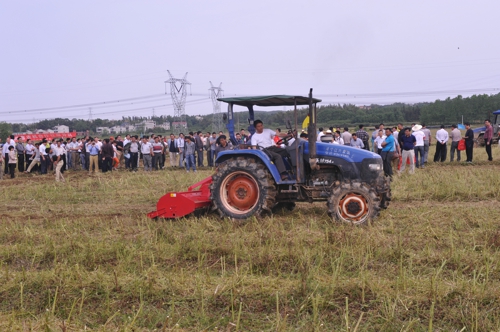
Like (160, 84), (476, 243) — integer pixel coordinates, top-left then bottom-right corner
(1, 145), (500, 331)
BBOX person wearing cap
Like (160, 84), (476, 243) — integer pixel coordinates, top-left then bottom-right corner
(412, 124), (425, 168)
(464, 123), (474, 163)
(320, 129), (334, 143)
(449, 124), (462, 162)
(434, 125), (449, 162)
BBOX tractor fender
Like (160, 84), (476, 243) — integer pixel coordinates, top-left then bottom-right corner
(215, 150), (284, 184)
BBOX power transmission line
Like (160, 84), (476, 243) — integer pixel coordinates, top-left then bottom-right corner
(1, 93), (165, 114)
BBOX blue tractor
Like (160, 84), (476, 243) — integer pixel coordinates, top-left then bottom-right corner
(474, 110), (500, 146)
(209, 90), (391, 225)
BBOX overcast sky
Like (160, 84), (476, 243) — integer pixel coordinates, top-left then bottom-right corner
(1, 0), (499, 124)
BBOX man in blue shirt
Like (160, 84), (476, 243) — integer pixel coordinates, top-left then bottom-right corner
(380, 128), (395, 177)
(400, 128), (416, 174)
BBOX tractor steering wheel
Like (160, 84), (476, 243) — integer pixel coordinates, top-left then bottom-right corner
(276, 134), (293, 146)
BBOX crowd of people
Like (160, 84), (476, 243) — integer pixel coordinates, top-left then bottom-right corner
(0, 131), (237, 180)
(0, 119), (495, 181)
(315, 120), (493, 177)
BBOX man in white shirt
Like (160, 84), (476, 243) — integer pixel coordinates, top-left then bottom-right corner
(250, 120), (289, 180)
(25, 139), (35, 171)
(40, 139), (51, 174)
(412, 124), (425, 168)
(3, 136), (14, 175)
(434, 125), (449, 162)
(53, 140), (66, 182)
(176, 133), (185, 167)
(140, 136), (154, 171)
(373, 130), (386, 154)
(68, 137), (79, 170)
(317, 127), (325, 142)
(449, 124), (462, 162)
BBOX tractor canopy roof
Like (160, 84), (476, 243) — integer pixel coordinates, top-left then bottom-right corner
(493, 110), (500, 114)
(217, 95), (322, 107)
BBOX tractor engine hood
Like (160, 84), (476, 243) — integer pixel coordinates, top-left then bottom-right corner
(304, 141), (381, 163)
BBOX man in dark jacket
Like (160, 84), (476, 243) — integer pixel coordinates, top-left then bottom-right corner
(16, 137), (25, 172)
(464, 123), (474, 163)
(100, 138), (114, 173)
(194, 131), (204, 167)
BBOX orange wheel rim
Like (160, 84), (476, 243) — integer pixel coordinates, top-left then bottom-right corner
(338, 193), (369, 221)
(220, 171), (260, 215)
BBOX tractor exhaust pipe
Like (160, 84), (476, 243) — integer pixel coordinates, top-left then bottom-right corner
(307, 88), (319, 170)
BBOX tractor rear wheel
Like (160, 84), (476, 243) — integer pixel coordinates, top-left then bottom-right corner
(327, 182), (381, 225)
(211, 157), (277, 219)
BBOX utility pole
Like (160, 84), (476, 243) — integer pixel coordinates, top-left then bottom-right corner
(165, 70), (191, 133)
(88, 107), (93, 121)
(209, 81), (224, 133)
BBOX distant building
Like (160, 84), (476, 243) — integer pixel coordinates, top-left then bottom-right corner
(172, 121), (188, 129)
(36, 129), (54, 134)
(53, 125), (69, 133)
(96, 127), (110, 134)
(137, 120), (156, 131)
(156, 122), (171, 131)
(110, 126), (127, 134)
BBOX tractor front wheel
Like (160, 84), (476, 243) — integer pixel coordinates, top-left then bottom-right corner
(211, 157), (276, 219)
(327, 182), (381, 225)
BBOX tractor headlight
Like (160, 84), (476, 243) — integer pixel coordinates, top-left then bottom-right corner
(368, 164), (382, 171)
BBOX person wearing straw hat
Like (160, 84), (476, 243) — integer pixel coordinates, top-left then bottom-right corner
(412, 124), (425, 168)
(320, 129), (334, 143)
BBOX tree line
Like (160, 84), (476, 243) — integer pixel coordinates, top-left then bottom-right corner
(2, 93), (499, 138)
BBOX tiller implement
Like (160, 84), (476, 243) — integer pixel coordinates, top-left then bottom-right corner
(147, 176), (213, 219)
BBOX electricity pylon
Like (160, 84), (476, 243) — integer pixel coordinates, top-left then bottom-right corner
(165, 70), (190, 132)
(209, 81), (223, 133)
